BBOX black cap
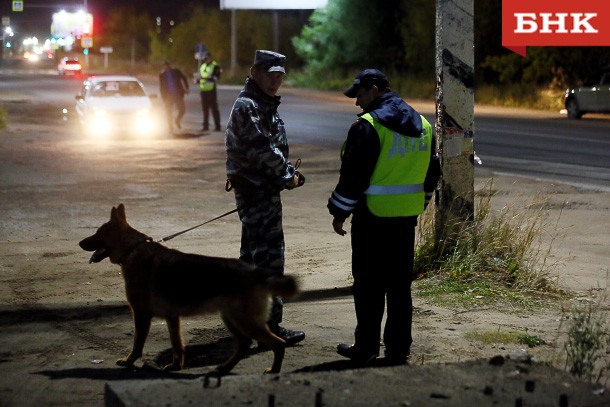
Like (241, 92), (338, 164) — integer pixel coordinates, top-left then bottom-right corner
(253, 50), (286, 74)
(344, 69), (389, 98)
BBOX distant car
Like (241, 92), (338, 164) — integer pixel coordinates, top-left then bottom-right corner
(74, 75), (161, 138)
(58, 57), (82, 76)
(564, 67), (610, 119)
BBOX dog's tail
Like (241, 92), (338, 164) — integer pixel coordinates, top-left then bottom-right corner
(266, 275), (299, 299)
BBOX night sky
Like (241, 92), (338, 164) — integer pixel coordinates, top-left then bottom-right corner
(1, 0), (219, 38)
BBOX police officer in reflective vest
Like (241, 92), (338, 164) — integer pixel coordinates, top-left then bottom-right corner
(199, 52), (222, 131)
(328, 69), (440, 365)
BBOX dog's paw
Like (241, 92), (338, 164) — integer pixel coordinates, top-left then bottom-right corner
(263, 367), (280, 374)
(203, 371), (222, 388)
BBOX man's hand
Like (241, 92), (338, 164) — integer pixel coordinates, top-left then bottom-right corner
(285, 171), (305, 190)
(332, 218), (346, 236)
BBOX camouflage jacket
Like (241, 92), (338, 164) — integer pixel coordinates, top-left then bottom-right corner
(225, 77), (295, 191)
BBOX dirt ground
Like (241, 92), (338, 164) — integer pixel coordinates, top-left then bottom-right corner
(1, 93), (609, 406)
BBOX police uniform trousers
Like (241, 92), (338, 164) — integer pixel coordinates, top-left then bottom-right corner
(234, 185), (285, 326)
(351, 210), (417, 358)
(199, 88), (221, 130)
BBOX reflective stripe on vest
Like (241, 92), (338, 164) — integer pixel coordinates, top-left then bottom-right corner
(362, 112), (432, 217)
(199, 62), (218, 91)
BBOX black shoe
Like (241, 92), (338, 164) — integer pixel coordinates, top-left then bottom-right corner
(336, 343), (378, 364)
(270, 325), (305, 346)
(378, 354), (408, 366)
(214, 126), (222, 131)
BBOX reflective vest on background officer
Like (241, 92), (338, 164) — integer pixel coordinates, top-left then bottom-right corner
(199, 58), (221, 91)
(198, 53), (222, 131)
(360, 112), (433, 217)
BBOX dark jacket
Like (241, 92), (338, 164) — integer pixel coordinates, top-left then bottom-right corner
(225, 77), (296, 191)
(159, 67), (189, 100)
(328, 92), (440, 222)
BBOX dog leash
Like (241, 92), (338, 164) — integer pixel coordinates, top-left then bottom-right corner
(157, 208), (239, 243)
(159, 159), (303, 243)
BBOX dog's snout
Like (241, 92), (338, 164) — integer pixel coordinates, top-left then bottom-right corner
(79, 236), (96, 251)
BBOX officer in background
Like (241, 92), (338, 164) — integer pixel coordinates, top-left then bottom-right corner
(199, 52), (222, 132)
(225, 50), (306, 346)
(328, 69), (440, 365)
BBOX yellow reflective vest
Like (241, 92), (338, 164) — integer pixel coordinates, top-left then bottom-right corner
(362, 113), (432, 217)
(199, 61), (219, 91)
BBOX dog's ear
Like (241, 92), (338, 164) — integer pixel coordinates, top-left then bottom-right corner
(117, 204), (126, 221)
(111, 204), (127, 223)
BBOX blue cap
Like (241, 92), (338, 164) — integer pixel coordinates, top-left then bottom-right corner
(344, 69), (389, 98)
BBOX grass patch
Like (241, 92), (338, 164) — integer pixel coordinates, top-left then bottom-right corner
(415, 279), (546, 310)
(476, 83), (565, 112)
(562, 289), (610, 383)
(465, 329), (546, 348)
(289, 71), (435, 100)
(414, 179), (565, 312)
(465, 330), (520, 345)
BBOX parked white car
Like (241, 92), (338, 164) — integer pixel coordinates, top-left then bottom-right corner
(75, 75), (161, 137)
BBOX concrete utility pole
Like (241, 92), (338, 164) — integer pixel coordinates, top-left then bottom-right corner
(273, 11), (280, 52)
(434, 0), (475, 239)
(230, 10), (237, 77)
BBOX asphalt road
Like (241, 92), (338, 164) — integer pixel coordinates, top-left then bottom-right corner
(2, 64), (610, 190)
(2, 62), (609, 407)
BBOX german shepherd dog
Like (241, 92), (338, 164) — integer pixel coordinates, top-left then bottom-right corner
(78, 204), (298, 376)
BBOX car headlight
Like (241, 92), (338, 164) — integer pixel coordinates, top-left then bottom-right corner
(88, 110), (111, 135)
(133, 109), (157, 135)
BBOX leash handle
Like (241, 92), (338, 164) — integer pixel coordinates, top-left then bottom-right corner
(157, 207), (239, 243)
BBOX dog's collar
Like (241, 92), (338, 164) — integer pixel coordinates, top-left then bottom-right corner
(118, 236), (153, 265)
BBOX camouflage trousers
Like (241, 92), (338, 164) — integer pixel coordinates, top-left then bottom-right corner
(234, 186), (285, 326)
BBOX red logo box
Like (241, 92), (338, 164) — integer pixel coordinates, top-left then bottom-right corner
(502, 0), (610, 56)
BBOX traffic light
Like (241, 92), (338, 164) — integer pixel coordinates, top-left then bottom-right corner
(83, 48), (88, 55)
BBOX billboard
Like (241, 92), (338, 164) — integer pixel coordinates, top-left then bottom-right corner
(220, 0), (328, 9)
(51, 11), (93, 39)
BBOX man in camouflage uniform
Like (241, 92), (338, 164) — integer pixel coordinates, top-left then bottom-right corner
(225, 50), (305, 346)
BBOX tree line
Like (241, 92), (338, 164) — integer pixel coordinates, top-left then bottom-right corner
(95, 0), (609, 88)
